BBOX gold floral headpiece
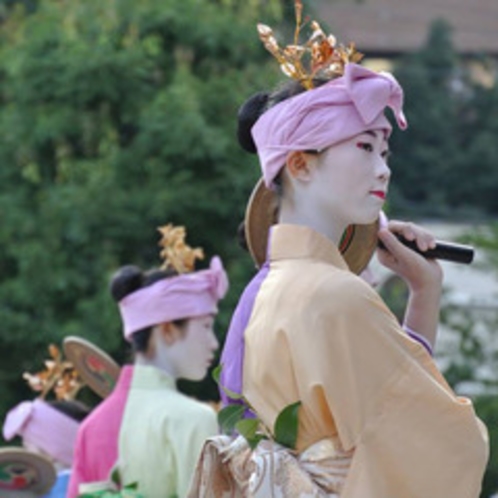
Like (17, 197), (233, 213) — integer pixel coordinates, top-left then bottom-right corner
(257, 0), (363, 90)
(23, 344), (84, 401)
(157, 224), (204, 274)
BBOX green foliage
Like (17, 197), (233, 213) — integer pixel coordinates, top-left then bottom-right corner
(0, 0), (282, 423)
(218, 404), (246, 434)
(234, 419), (265, 450)
(273, 400), (301, 450)
(474, 396), (498, 497)
(78, 481), (144, 498)
(390, 19), (498, 218)
(217, 399), (302, 451)
(212, 363), (244, 400)
(215, 364), (301, 450)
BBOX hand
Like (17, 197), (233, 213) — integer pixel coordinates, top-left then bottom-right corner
(377, 220), (443, 293)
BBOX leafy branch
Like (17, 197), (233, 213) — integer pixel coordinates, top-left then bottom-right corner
(77, 469), (145, 497)
(212, 364), (301, 451)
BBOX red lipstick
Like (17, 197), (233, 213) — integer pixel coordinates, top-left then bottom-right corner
(370, 190), (386, 200)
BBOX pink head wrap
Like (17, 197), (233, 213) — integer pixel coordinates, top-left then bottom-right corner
(118, 256), (229, 341)
(251, 63), (407, 187)
(2, 399), (79, 467)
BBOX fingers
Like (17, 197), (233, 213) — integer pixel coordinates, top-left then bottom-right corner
(386, 220), (436, 252)
(377, 219), (444, 290)
(377, 228), (407, 259)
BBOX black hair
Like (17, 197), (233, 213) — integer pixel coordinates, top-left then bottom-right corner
(48, 399), (90, 422)
(236, 220), (249, 252)
(236, 91), (270, 154)
(236, 78), (331, 154)
(110, 265), (186, 353)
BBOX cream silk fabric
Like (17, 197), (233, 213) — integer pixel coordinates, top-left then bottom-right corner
(189, 434), (352, 497)
(190, 224), (488, 498)
(118, 365), (218, 498)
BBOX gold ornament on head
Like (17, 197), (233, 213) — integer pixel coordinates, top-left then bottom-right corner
(257, 0), (364, 90)
(157, 224), (204, 274)
(23, 344), (84, 401)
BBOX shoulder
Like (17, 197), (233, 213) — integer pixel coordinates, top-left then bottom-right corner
(300, 268), (400, 341)
(167, 392), (217, 424)
(162, 394), (218, 440)
(77, 396), (118, 434)
(308, 265), (383, 310)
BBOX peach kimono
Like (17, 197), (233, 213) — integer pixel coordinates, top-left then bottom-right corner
(190, 224), (488, 498)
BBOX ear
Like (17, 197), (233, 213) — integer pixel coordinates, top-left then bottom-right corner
(285, 151), (314, 182)
(158, 322), (179, 346)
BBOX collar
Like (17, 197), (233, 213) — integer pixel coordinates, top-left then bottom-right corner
(114, 365), (134, 393)
(131, 365), (176, 391)
(269, 224), (349, 271)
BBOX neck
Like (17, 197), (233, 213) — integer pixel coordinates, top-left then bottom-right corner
(134, 330), (178, 379)
(134, 354), (176, 378)
(279, 199), (347, 246)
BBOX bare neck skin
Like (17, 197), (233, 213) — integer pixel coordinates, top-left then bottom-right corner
(279, 193), (347, 246)
(134, 326), (177, 379)
(277, 154), (348, 246)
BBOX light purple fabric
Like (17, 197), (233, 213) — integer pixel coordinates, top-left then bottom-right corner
(251, 63), (407, 187)
(119, 256), (228, 340)
(403, 324), (434, 356)
(3, 399), (79, 467)
(220, 262), (270, 406)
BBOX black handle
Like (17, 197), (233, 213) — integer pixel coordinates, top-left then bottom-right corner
(378, 235), (474, 264)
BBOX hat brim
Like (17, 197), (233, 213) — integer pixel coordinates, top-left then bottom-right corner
(63, 336), (121, 399)
(244, 178), (379, 274)
(0, 447), (56, 494)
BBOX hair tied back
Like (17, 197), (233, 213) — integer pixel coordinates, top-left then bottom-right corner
(237, 91), (270, 153)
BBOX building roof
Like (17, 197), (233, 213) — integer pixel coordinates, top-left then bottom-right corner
(315, 0), (498, 56)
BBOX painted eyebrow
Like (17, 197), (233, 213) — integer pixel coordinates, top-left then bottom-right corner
(361, 130), (389, 147)
(360, 130), (390, 155)
(362, 130), (379, 139)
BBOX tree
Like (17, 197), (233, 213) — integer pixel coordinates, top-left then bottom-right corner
(0, 0), (283, 419)
(389, 20), (460, 211)
(390, 19), (498, 218)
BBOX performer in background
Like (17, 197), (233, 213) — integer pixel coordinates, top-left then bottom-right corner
(110, 224), (227, 498)
(190, 3), (489, 497)
(66, 336), (129, 498)
(2, 345), (90, 498)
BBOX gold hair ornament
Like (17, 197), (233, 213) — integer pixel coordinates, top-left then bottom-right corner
(257, 0), (364, 90)
(23, 344), (84, 401)
(157, 224), (204, 274)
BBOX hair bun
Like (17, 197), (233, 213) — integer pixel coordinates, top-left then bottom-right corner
(237, 91), (269, 153)
(110, 265), (144, 302)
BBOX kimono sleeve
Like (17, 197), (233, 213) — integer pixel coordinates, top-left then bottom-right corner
(292, 276), (488, 497)
(291, 276), (413, 449)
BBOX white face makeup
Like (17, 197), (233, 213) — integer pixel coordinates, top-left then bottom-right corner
(164, 314), (219, 382)
(306, 129), (391, 229)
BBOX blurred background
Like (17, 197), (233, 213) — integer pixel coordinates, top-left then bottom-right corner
(0, 0), (496, 495)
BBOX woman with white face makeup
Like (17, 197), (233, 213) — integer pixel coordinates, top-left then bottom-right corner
(190, 6), (489, 498)
(77, 224), (228, 498)
(3, 351), (90, 498)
